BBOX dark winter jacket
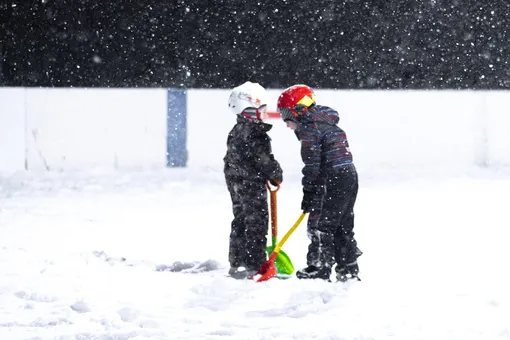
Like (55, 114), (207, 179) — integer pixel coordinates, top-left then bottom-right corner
(224, 115), (283, 184)
(294, 104), (354, 194)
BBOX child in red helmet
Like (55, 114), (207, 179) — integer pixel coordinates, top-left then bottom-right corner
(277, 84), (362, 282)
(224, 81), (283, 279)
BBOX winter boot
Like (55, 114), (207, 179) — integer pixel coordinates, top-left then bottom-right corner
(296, 265), (331, 281)
(335, 262), (360, 282)
(228, 266), (257, 280)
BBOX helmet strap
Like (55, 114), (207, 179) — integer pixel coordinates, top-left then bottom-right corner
(241, 107), (262, 120)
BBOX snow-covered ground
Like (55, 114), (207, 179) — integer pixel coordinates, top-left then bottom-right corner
(1, 168), (510, 340)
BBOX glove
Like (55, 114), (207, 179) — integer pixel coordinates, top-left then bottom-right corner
(301, 191), (322, 213)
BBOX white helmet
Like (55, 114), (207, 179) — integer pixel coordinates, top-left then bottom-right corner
(228, 81), (267, 116)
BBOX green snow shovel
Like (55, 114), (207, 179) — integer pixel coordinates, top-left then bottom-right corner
(266, 181), (294, 277)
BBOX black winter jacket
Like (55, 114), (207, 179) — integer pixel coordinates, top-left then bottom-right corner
(223, 115), (283, 184)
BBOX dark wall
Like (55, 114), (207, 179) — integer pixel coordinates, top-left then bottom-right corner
(2, 0), (510, 89)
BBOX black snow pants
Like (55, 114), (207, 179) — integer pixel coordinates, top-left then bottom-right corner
(306, 164), (360, 269)
(225, 177), (268, 270)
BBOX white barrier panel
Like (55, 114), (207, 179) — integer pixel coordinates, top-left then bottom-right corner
(187, 89), (491, 177)
(24, 88), (167, 171)
(485, 91), (510, 167)
(327, 90), (482, 174)
(0, 88), (26, 173)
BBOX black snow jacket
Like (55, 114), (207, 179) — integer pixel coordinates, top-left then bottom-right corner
(223, 115), (283, 184)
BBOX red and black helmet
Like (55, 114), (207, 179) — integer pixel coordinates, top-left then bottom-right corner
(277, 85), (316, 121)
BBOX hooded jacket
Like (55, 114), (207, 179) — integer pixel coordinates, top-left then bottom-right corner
(294, 104), (354, 193)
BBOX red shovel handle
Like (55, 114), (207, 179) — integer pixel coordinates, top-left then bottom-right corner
(266, 181), (279, 238)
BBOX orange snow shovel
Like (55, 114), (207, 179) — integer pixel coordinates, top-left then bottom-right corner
(265, 181), (294, 277)
(252, 211), (307, 282)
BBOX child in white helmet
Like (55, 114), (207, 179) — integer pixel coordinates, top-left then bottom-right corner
(224, 81), (283, 279)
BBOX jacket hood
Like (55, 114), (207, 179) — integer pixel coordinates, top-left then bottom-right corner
(236, 114), (273, 132)
(301, 105), (339, 126)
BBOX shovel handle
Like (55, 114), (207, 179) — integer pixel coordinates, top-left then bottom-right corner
(266, 181), (279, 240)
(273, 212), (307, 255)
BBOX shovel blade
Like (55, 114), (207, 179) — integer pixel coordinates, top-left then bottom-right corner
(266, 245), (294, 276)
(251, 253), (277, 282)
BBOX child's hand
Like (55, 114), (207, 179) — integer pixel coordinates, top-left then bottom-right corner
(301, 192), (322, 212)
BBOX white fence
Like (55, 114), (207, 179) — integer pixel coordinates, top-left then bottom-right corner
(0, 88), (167, 172)
(1, 88), (510, 177)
